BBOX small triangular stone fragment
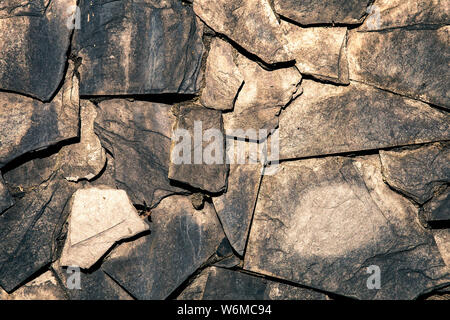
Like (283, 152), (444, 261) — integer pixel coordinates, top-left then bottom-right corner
(0, 0), (77, 100)
(279, 80), (450, 160)
(59, 187), (150, 270)
(380, 143), (450, 204)
(273, 0), (371, 25)
(193, 0), (293, 65)
(102, 195), (226, 299)
(348, 27), (450, 108)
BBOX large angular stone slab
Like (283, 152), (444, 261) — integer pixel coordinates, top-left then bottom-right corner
(273, 0), (371, 25)
(279, 80), (450, 160)
(74, 0), (204, 95)
(244, 156), (450, 299)
(0, 271), (67, 300)
(380, 143), (450, 204)
(0, 61), (80, 168)
(0, 176), (13, 214)
(59, 187), (150, 270)
(95, 99), (188, 207)
(0, 178), (77, 292)
(102, 195), (226, 300)
(0, 0), (76, 101)
(223, 54), (301, 138)
(360, 0), (450, 31)
(169, 105), (228, 193)
(283, 23), (349, 84)
(193, 0), (292, 65)
(213, 139), (263, 255)
(348, 27), (450, 108)
(200, 38), (244, 111)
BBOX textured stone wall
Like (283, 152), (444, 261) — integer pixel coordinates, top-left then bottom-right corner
(0, 0), (449, 300)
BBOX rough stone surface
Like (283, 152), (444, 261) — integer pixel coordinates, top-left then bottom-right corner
(380, 143), (450, 204)
(74, 0), (204, 95)
(0, 0), (76, 101)
(102, 195), (225, 300)
(0, 178), (77, 292)
(279, 80), (450, 160)
(193, 0), (292, 65)
(423, 189), (450, 223)
(433, 230), (450, 267)
(0, 271), (67, 300)
(360, 0), (450, 31)
(273, 0), (372, 25)
(0, 176), (13, 214)
(244, 156), (450, 300)
(60, 187), (150, 270)
(223, 54), (301, 139)
(200, 38), (244, 111)
(0, 61), (80, 169)
(176, 268), (210, 300)
(348, 27), (450, 108)
(283, 23), (349, 84)
(169, 105), (228, 193)
(213, 139), (263, 255)
(95, 99), (189, 207)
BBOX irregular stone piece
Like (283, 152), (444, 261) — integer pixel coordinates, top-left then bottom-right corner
(59, 101), (106, 182)
(433, 230), (450, 267)
(169, 105), (228, 193)
(59, 187), (150, 270)
(0, 176), (13, 214)
(200, 38), (244, 111)
(279, 80), (450, 160)
(0, 178), (77, 292)
(176, 268), (210, 300)
(52, 262), (133, 300)
(0, 271), (67, 300)
(95, 99), (188, 207)
(0, 0), (76, 100)
(74, 0), (204, 95)
(423, 189), (450, 223)
(102, 195), (226, 300)
(193, 0), (292, 65)
(348, 27), (450, 108)
(0, 61), (80, 168)
(360, 0), (450, 31)
(223, 54), (302, 138)
(380, 143), (450, 204)
(244, 156), (450, 299)
(213, 139), (263, 255)
(283, 22), (349, 84)
(273, 0), (371, 25)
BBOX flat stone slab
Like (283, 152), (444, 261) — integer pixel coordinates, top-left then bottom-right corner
(0, 176), (13, 214)
(360, 0), (450, 31)
(169, 105), (228, 193)
(0, 0), (76, 101)
(0, 61), (80, 169)
(102, 195), (226, 299)
(283, 23), (349, 84)
(348, 27), (450, 108)
(380, 143), (450, 204)
(244, 155), (450, 299)
(0, 178), (77, 292)
(0, 271), (67, 300)
(273, 0), (371, 25)
(74, 0), (204, 95)
(433, 230), (450, 267)
(423, 188), (450, 223)
(59, 187), (150, 270)
(193, 0), (292, 65)
(200, 38), (244, 111)
(95, 99), (188, 207)
(279, 80), (450, 160)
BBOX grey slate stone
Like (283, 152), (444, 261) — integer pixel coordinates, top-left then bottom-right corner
(348, 27), (450, 108)
(244, 155), (450, 300)
(0, 176), (13, 214)
(73, 0), (204, 95)
(102, 195), (226, 300)
(279, 80), (450, 160)
(0, 0), (76, 101)
(423, 189), (450, 223)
